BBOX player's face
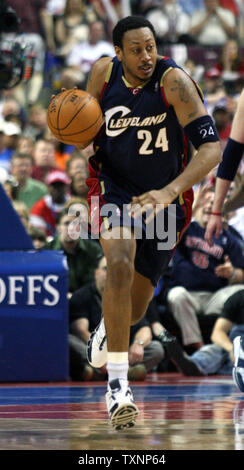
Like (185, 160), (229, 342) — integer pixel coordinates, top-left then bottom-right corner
(115, 27), (157, 87)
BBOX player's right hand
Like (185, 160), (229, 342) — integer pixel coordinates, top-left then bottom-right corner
(205, 214), (223, 246)
(51, 86), (78, 100)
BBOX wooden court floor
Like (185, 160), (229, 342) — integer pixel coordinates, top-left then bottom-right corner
(0, 373), (243, 451)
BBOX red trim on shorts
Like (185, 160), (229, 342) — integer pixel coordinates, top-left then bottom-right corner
(86, 156), (106, 235)
(178, 187), (194, 245)
(177, 132), (193, 241)
(181, 188), (194, 229)
(170, 187), (194, 260)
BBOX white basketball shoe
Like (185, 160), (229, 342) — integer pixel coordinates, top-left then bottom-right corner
(87, 317), (107, 368)
(106, 378), (139, 430)
(233, 336), (244, 392)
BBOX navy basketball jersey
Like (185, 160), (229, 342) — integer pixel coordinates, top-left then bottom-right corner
(94, 56), (193, 195)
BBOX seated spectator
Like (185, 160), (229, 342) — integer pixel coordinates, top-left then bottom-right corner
(28, 226), (47, 250)
(16, 136), (35, 157)
(42, 127), (75, 171)
(0, 121), (21, 173)
(0, 97), (23, 122)
(1, 174), (19, 201)
(30, 170), (71, 237)
(203, 67), (227, 115)
(184, 58), (204, 83)
(52, 139), (73, 172)
(24, 104), (48, 140)
(145, 0), (191, 45)
(128, 318), (165, 380)
(65, 20), (114, 82)
(12, 200), (30, 229)
(166, 189), (244, 353)
(55, 0), (98, 57)
(46, 0), (66, 16)
(178, 0), (204, 15)
(31, 138), (57, 182)
(161, 290), (244, 384)
(5, 0), (47, 107)
(43, 201), (102, 295)
(69, 256), (164, 381)
(59, 66), (85, 92)
(189, 0), (236, 46)
(66, 151), (88, 179)
(11, 153), (48, 209)
(212, 103), (232, 149)
(0, 97), (26, 132)
(214, 39), (244, 93)
(70, 170), (89, 199)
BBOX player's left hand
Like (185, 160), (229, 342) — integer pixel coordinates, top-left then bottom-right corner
(128, 187), (176, 224)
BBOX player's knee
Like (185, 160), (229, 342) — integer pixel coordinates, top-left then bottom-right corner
(107, 254), (134, 288)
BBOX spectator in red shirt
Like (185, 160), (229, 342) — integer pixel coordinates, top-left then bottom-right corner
(30, 170), (71, 237)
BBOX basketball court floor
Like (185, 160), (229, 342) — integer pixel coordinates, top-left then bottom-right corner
(0, 373), (243, 452)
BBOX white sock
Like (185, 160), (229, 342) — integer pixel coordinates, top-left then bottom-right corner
(107, 352), (129, 385)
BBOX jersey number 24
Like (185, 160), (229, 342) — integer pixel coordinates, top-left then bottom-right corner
(137, 128), (169, 155)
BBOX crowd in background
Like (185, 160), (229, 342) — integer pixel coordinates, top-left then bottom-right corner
(0, 0), (244, 381)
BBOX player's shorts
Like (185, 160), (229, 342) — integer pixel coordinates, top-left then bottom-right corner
(86, 156), (193, 286)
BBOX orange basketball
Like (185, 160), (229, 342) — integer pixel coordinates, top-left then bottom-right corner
(47, 89), (103, 145)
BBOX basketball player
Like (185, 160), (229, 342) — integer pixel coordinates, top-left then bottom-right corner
(205, 88), (244, 246)
(80, 16), (221, 430)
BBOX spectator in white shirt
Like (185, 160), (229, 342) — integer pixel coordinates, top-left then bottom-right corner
(66, 20), (115, 75)
(145, 0), (191, 44)
(189, 0), (236, 46)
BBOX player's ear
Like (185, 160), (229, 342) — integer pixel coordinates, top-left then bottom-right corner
(114, 46), (122, 62)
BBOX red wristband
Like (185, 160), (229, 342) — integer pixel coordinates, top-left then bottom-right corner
(210, 211), (222, 216)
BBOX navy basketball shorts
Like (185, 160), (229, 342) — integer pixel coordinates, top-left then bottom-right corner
(87, 159), (193, 286)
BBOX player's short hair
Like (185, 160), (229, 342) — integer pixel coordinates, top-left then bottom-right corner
(112, 15), (156, 49)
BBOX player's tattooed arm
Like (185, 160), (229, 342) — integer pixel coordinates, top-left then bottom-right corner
(163, 68), (206, 127)
(169, 75), (199, 119)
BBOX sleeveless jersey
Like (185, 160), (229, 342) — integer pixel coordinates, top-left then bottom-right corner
(94, 56), (192, 196)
